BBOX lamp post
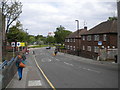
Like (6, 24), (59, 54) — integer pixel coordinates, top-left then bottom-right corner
(75, 20), (80, 56)
(25, 29), (28, 51)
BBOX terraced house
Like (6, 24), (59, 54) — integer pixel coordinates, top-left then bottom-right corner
(80, 20), (117, 60)
(64, 19), (117, 61)
(64, 27), (87, 56)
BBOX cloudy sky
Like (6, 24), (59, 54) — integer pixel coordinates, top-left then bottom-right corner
(19, 0), (117, 36)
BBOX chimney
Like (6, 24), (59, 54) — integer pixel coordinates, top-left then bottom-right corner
(84, 26), (87, 30)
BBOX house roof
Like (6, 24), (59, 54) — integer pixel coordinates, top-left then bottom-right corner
(66, 28), (87, 38)
(82, 20), (117, 35)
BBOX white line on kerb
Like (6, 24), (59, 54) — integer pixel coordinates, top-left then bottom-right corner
(64, 62), (73, 66)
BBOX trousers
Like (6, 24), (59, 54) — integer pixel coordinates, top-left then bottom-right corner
(18, 67), (23, 78)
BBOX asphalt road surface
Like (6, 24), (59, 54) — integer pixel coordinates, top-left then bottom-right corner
(31, 47), (118, 88)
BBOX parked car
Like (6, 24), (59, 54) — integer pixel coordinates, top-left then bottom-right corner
(46, 47), (51, 49)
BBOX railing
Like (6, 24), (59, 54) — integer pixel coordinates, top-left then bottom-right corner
(0, 47), (27, 89)
(0, 57), (18, 70)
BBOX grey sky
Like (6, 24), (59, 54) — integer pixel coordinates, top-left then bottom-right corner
(19, 0), (117, 36)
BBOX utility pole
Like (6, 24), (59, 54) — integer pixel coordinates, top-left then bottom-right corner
(0, 8), (2, 63)
(117, 0), (120, 64)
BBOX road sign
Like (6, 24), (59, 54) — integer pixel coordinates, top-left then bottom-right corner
(11, 42), (15, 47)
(17, 42), (21, 47)
(98, 41), (102, 45)
(20, 42), (25, 46)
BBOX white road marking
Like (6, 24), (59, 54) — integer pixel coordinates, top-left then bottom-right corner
(41, 58), (52, 62)
(64, 62), (73, 66)
(56, 59), (60, 61)
(28, 80), (42, 87)
(81, 67), (100, 73)
(87, 68), (100, 73)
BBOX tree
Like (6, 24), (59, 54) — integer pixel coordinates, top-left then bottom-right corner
(2, 0), (22, 33)
(35, 35), (47, 45)
(54, 25), (72, 44)
(46, 36), (55, 44)
(108, 16), (117, 21)
(28, 35), (36, 45)
(7, 21), (28, 43)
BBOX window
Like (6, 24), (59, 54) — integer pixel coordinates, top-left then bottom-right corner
(94, 46), (99, 53)
(70, 46), (72, 50)
(87, 35), (91, 41)
(73, 46), (75, 51)
(73, 39), (75, 42)
(103, 34), (107, 41)
(94, 35), (99, 41)
(82, 36), (85, 40)
(67, 39), (69, 42)
(87, 46), (91, 51)
(82, 45), (85, 50)
(68, 45), (69, 49)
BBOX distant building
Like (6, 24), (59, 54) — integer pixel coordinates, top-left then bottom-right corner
(64, 27), (87, 56)
(80, 20), (117, 60)
(48, 32), (55, 36)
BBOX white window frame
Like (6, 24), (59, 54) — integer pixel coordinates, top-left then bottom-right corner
(87, 35), (91, 41)
(103, 34), (107, 41)
(82, 36), (85, 40)
(87, 46), (91, 51)
(82, 45), (85, 50)
(68, 39), (69, 42)
(94, 35), (99, 41)
(94, 46), (99, 53)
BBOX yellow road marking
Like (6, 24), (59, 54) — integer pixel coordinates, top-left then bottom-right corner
(33, 55), (56, 90)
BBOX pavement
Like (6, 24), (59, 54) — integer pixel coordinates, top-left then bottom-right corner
(5, 48), (118, 89)
(6, 50), (49, 89)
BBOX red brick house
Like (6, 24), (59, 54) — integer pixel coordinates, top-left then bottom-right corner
(80, 20), (117, 60)
(64, 27), (87, 56)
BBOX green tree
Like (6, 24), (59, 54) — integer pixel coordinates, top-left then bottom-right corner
(54, 25), (72, 44)
(108, 16), (117, 21)
(46, 36), (55, 44)
(35, 35), (47, 45)
(28, 35), (36, 45)
(7, 21), (28, 43)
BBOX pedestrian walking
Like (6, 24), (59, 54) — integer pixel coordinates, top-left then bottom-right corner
(33, 50), (35, 55)
(22, 53), (26, 61)
(54, 48), (58, 56)
(16, 54), (26, 80)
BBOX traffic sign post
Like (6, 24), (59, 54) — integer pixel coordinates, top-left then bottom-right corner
(11, 42), (15, 57)
(97, 41), (102, 61)
(21, 42), (25, 51)
(17, 42), (21, 52)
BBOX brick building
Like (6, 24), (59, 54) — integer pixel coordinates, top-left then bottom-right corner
(80, 20), (117, 60)
(64, 27), (87, 56)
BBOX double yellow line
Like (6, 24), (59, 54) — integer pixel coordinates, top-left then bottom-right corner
(33, 55), (56, 90)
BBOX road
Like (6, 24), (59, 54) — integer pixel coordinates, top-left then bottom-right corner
(32, 47), (118, 88)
